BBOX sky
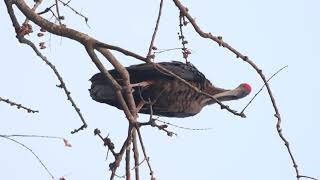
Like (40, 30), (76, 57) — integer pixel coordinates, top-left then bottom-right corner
(1, 0), (319, 180)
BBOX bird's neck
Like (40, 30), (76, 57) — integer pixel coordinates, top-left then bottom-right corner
(204, 83), (228, 105)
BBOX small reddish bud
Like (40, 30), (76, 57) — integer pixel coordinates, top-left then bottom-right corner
(63, 139), (72, 147)
(185, 49), (191, 54)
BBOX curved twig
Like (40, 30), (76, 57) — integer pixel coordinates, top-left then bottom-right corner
(241, 65), (288, 114)
(0, 135), (55, 180)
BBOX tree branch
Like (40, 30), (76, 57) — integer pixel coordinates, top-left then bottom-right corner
(146, 0), (164, 60)
(0, 96), (39, 113)
(172, 0), (316, 179)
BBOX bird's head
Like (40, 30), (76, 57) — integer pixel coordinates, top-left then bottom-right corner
(212, 83), (252, 102)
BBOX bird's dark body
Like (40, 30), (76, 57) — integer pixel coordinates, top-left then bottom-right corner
(90, 61), (226, 117)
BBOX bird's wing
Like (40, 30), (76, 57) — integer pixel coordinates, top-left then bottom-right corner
(123, 61), (207, 83)
(90, 61), (208, 85)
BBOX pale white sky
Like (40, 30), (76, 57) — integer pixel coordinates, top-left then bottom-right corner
(1, 0), (319, 180)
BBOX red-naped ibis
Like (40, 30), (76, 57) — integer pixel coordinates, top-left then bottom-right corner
(90, 61), (251, 117)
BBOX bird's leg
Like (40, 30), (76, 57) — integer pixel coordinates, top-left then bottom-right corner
(136, 101), (145, 113)
(130, 80), (154, 88)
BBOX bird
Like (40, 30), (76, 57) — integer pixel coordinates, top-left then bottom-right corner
(89, 61), (251, 118)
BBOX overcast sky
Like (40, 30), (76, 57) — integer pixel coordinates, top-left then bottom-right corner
(1, 0), (319, 180)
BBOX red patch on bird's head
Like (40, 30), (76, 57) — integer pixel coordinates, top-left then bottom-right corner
(241, 83), (252, 93)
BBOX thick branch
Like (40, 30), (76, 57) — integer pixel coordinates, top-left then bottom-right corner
(85, 44), (135, 123)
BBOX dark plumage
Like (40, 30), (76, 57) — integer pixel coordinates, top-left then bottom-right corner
(89, 61), (251, 117)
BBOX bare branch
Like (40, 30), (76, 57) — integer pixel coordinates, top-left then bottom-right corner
(110, 126), (133, 180)
(156, 119), (213, 131)
(0, 96), (39, 113)
(178, 11), (191, 63)
(125, 140), (131, 180)
(17, 37), (87, 134)
(136, 128), (155, 180)
(146, 0), (164, 60)
(94, 129), (117, 157)
(298, 175), (319, 180)
(172, 0), (317, 179)
(132, 130), (140, 180)
(54, 0), (62, 25)
(58, 0), (89, 25)
(95, 42), (147, 62)
(0, 135), (55, 180)
(241, 65), (288, 114)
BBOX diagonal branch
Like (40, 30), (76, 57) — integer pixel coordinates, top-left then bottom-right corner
(0, 135), (55, 180)
(146, 0), (164, 60)
(0, 96), (39, 113)
(17, 36), (87, 134)
(241, 65), (288, 114)
(136, 127), (155, 180)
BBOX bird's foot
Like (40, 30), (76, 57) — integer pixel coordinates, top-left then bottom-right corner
(130, 80), (154, 88)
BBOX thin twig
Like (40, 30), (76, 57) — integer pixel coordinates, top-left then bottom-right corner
(16, 37), (87, 134)
(110, 126), (133, 180)
(156, 119), (213, 131)
(0, 96), (39, 113)
(0, 135), (55, 180)
(58, 0), (89, 25)
(3, 134), (62, 140)
(241, 65), (288, 114)
(178, 11), (190, 63)
(54, 0), (62, 25)
(136, 128), (155, 179)
(95, 41), (148, 62)
(94, 129), (117, 157)
(154, 47), (183, 54)
(298, 175), (319, 180)
(131, 157), (146, 171)
(37, 4), (56, 15)
(138, 100), (177, 137)
(146, 0), (164, 61)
